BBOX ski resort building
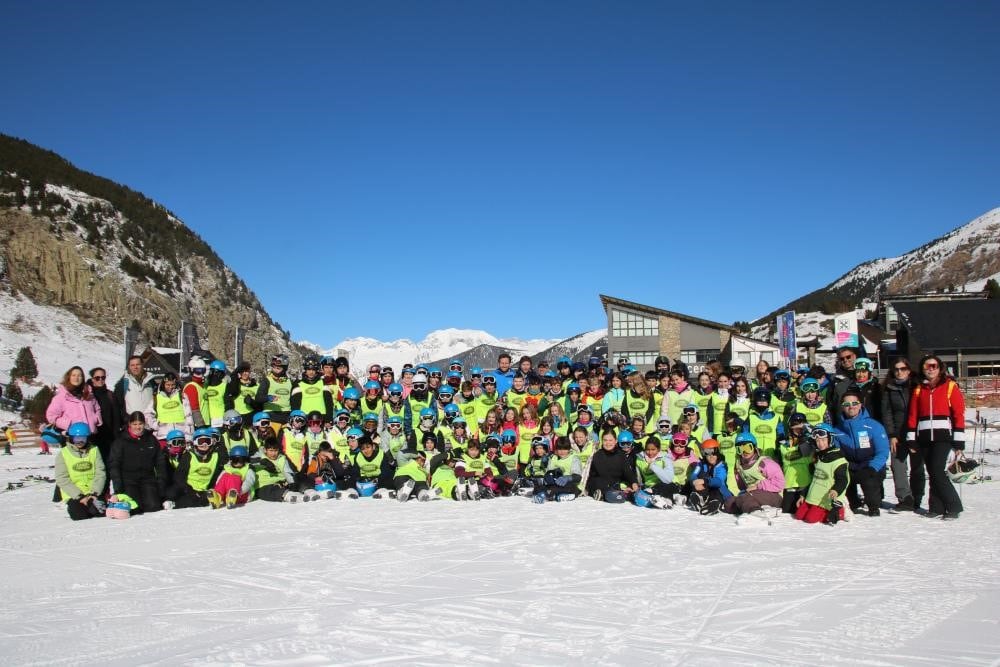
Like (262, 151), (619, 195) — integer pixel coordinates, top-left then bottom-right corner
(599, 294), (738, 374)
(893, 299), (1000, 378)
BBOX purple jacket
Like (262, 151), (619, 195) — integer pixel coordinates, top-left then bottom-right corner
(46, 385), (103, 432)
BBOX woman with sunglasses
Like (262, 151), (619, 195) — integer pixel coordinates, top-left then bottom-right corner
(880, 357), (919, 512)
(906, 354), (965, 520)
(833, 387), (890, 516)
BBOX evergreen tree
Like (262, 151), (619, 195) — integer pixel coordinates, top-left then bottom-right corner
(11, 346), (38, 381)
(986, 278), (1000, 299)
(22, 385), (53, 426)
(5, 381), (23, 405)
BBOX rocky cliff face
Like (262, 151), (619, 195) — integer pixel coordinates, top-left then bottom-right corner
(0, 173), (297, 368)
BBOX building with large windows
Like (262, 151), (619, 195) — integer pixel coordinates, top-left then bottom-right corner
(600, 294), (738, 374)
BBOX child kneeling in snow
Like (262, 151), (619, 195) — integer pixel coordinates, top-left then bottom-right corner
(539, 437), (582, 500)
(212, 445), (255, 508)
(687, 439), (732, 515)
(254, 435), (301, 502)
(794, 427), (849, 524)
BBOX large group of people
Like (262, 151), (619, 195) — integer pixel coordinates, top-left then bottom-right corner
(42, 347), (969, 522)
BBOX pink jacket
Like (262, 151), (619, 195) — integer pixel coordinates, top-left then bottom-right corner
(738, 456), (786, 493)
(46, 385), (103, 432)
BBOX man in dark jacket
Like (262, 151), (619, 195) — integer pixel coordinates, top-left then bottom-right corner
(586, 429), (638, 503)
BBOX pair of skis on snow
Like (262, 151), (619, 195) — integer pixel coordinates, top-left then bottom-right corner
(2, 474), (55, 494)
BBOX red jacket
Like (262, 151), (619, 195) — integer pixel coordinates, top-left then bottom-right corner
(906, 379), (965, 448)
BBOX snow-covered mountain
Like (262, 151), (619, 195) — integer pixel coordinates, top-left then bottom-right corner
(755, 206), (1000, 324)
(302, 328), (565, 373)
(0, 134), (298, 383)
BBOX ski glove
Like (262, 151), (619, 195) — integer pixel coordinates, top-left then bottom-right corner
(554, 475), (571, 486)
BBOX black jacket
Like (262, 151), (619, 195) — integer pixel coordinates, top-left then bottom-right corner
(89, 383), (120, 446)
(880, 380), (913, 439)
(109, 429), (164, 490)
(586, 447), (637, 493)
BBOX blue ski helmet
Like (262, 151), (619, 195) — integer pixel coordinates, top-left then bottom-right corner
(209, 360), (226, 372)
(444, 403), (460, 418)
(617, 431), (635, 447)
(501, 429), (517, 444)
(388, 383), (404, 396)
(342, 387), (361, 401)
(229, 445), (249, 458)
(67, 422), (91, 439)
(252, 412), (270, 426)
(419, 407), (436, 421)
(346, 427), (364, 439)
(363, 380), (381, 392)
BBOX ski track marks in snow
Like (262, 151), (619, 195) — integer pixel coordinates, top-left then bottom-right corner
(2, 436), (1000, 666)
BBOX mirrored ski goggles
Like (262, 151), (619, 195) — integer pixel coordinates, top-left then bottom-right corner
(853, 360), (872, 371)
(307, 419), (324, 427)
(430, 371), (443, 378)
(194, 436), (213, 447)
(70, 436), (89, 445)
(737, 442), (756, 455)
(682, 406), (698, 415)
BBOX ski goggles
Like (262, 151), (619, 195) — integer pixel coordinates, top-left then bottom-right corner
(737, 442), (756, 455)
(853, 360), (873, 371)
(381, 367), (394, 375)
(430, 371), (443, 379)
(307, 418), (324, 427)
(190, 367), (206, 376)
(412, 382), (428, 391)
(702, 448), (720, 457)
(682, 406), (698, 416)
(70, 435), (89, 446)
(290, 416), (306, 426)
(254, 420), (271, 428)
(482, 377), (496, 385)
(813, 428), (831, 439)
(449, 364), (463, 372)
(194, 436), (213, 447)
(335, 415), (350, 422)
(388, 422), (402, 430)
(841, 400), (861, 408)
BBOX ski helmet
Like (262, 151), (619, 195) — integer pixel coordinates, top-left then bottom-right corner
(388, 383), (404, 397)
(303, 355), (321, 371)
(419, 407), (436, 422)
(362, 412), (379, 425)
(800, 378), (820, 393)
(223, 409), (242, 427)
(66, 422), (92, 439)
(752, 387), (772, 407)
(501, 429), (517, 445)
(444, 403), (460, 418)
(363, 380), (381, 392)
(437, 385), (455, 398)
(386, 415), (403, 427)
(531, 435), (550, 453)
(617, 431), (635, 448)
(209, 360), (227, 372)
(342, 387), (360, 401)
(346, 427), (364, 439)
(229, 445), (249, 461)
(252, 412), (270, 426)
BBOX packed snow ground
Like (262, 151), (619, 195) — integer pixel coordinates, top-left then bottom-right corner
(2, 420), (999, 666)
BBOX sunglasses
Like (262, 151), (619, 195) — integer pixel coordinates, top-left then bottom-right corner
(702, 449), (720, 457)
(837, 355), (855, 362)
(91, 375), (106, 381)
(924, 363), (939, 370)
(893, 366), (910, 373)
(841, 401), (861, 407)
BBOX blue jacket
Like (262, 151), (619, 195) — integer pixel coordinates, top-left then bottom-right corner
(490, 369), (516, 397)
(834, 408), (890, 472)
(689, 459), (733, 500)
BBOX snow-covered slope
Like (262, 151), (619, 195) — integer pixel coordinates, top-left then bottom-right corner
(2, 412), (998, 665)
(310, 329), (563, 372)
(0, 290), (121, 390)
(757, 206), (1000, 323)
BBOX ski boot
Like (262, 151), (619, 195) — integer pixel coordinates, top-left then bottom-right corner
(417, 487), (442, 501)
(396, 480), (416, 503)
(225, 489), (239, 509)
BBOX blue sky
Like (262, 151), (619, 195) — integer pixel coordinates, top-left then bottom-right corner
(3, 2), (999, 345)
